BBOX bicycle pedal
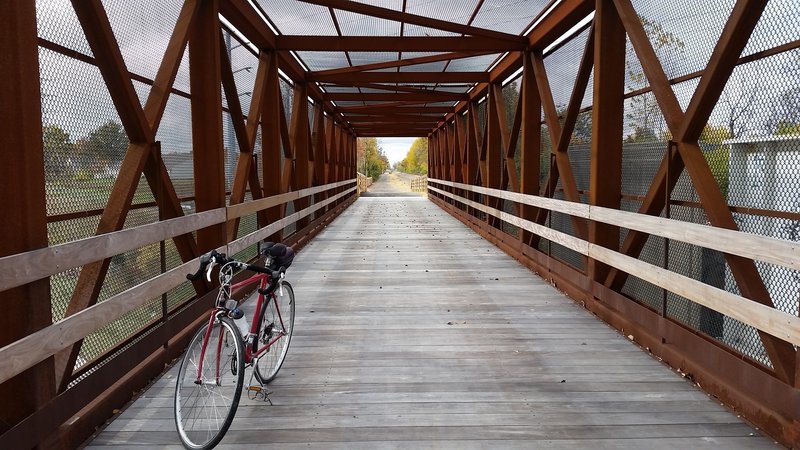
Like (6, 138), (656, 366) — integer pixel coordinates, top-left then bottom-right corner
(246, 385), (272, 394)
(246, 385), (274, 403)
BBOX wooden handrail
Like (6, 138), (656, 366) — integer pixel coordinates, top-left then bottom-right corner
(356, 172), (372, 194)
(0, 179), (356, 293)
(410, 176), (428, 192)
(427, 182), (800, 348)
(0, 181), (357, 385)
(428, 178), (800, 272)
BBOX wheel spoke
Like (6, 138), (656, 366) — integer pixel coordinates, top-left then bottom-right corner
(254, 282), (295, 384)
(175, 318), (244, 448)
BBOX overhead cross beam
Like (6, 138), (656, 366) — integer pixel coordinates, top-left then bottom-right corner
(296, 0), (525, 43)
(310, 72), (488, 83)
(337, 104), (453, 114)
(324, 92), (465, 102)
(276, 36), (524, 52)
(311, 51), (498, 77)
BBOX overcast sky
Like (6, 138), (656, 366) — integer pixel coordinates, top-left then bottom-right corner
(378, 137), (417, 166)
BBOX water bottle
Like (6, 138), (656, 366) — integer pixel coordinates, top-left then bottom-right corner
(231, 307), (249, 337)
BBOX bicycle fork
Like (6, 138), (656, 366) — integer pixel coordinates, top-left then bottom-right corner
(194, 313), (224, 386)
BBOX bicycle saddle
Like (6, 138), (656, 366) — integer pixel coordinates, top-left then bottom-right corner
(261, 242), (294, 269)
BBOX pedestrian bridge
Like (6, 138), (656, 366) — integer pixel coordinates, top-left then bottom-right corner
(1, 0), (799, 448)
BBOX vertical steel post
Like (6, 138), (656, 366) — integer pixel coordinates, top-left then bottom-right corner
(291, 82), (311, 229)
(0, 0), (56, 437)
(588, 0), (624, 283)
(486, 83), (505, 228)
(519, 51), (541, 246)
(189, 0), (226, 252)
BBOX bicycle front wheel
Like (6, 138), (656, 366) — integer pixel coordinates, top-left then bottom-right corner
(174, 316), (244, 450)
(254, 281), (295, 384)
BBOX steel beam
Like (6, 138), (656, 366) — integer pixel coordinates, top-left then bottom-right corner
(311, 72), (488, 84)
(677, 0), (769, 142)
(532, 49), (588, 239)
(56, 0), (203, 391)
(291, 82), (312, 230)
(519, 52), (541, 245)
(612, 0), (795, 384)
(0, 0), (55, 439)
(485, 83), (504, 228)
(588, 5), (622, 283)
(276, 36), (524, 52)
(297, 0), (524, 43)
(312, 51), (497, 77)
(324, 92), (468, 102)
(190, 0), (226, 253)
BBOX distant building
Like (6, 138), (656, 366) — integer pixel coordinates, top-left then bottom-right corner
(725, 135), (800, 359)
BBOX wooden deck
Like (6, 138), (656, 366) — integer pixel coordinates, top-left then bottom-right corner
(84, 188), (778, 448)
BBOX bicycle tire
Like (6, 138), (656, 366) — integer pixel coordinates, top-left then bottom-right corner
(254, 281), (295, 384)
(174, 316), (244, 450)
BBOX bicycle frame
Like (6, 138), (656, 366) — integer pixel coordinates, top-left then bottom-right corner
(229, 273), (288, 364)
(193, 272), (288, 383)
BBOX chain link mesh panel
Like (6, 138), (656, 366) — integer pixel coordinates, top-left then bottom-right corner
(613, 2), (800, 369)
(36, 1), (238, 376)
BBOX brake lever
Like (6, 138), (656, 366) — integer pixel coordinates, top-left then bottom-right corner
(206, 261), (215, 282)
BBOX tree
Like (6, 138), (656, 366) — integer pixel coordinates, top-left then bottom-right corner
(699, 124), (732, 198)
(720, 72), (759, 139)
(397, 137), (428, 175)
(42, 125), (74, 179)
(775, 120), (800, 136)
(357, 137), (389, 179)
(625, 16), (685, 142)
(86, 121), (128, 165)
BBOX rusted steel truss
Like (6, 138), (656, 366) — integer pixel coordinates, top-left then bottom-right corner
(5, 0), (800, 448)
(426, 0), (798, 447)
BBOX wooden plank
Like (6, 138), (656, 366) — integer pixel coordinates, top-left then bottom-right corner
(0, 258), (197, 386)
(84, 189), (772, 449)
(430, 178), (800, 272)
(429, 186), (587, 254)
(0, 209), (226, 292)
(226, 187), (356, 255)
(0, 187), (357, 386)
(429, 184), (800, 347)
(589, 244), (800, 347)
(430, 179), (591, 219)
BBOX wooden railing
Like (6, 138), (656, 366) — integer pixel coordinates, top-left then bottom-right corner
(356, 172), (372, 194)
(427, 178), (800, 446)
(0, 178), (358, 449)
(410, 176), (427, 193)
(428, 178), (800, 346)
(0, 179), (356, 386)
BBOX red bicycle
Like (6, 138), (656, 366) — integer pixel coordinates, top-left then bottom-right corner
(174, 243), (295, 450)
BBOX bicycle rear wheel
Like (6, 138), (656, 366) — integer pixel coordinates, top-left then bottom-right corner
(254, 281), (295, 384)
(174, 316), (244, 450)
